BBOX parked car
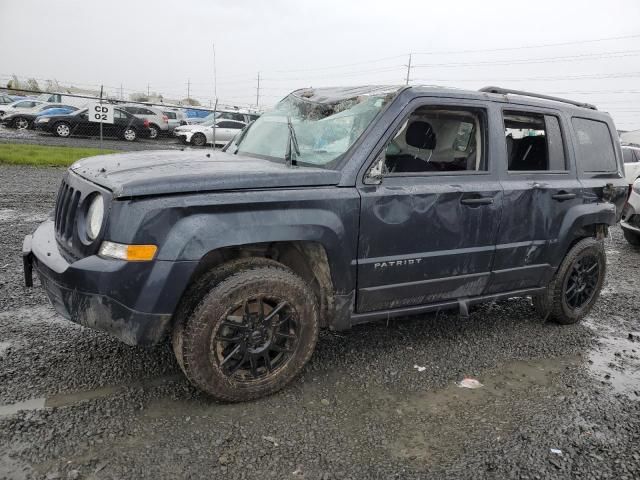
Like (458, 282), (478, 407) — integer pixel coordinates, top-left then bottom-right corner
(24, 85), (628, 402)
(33, 92), (89, 108)
(0, 99), (45, 118)
(34, 107), (149, 141)
(181, 110), (260, 126)
(174, 118), (246, 146)
(1, 103), (78, 129)
(119, 104), (169, 139)
(160, 109), (186, 133)
(621, 178), (640, 246)
(0, 94), (16, 106)
(622, 144), (640, 191)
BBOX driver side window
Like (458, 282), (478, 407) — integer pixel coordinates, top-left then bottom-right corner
(372, 107), (486, 176)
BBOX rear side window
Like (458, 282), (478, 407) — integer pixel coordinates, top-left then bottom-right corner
(504, 111), (567, 171)
(572, 118), (617, 172)
(164, 111), (177, 119)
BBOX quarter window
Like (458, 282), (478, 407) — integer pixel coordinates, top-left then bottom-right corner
(571, 118), (617, 172)
(504, 112), (566, 171)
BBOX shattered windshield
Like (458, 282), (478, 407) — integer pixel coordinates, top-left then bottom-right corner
(229, 90), (394, 168)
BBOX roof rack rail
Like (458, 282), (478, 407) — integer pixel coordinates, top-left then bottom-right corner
(479, 86), (597, 110)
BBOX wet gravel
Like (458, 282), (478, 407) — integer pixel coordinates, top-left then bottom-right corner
(0, 164), (639, 479)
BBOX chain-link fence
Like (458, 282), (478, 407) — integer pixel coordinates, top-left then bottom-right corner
(0, 80), (264, 152)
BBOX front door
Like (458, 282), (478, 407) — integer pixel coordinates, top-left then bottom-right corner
(356, 100), (503, 312)
(486, 108), (583, 293)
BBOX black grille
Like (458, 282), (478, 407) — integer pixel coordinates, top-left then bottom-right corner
(54, 179), (81, 242)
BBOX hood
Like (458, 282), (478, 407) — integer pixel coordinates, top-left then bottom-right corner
(70, 150), (341, 198)
(175, 124), (210, 133)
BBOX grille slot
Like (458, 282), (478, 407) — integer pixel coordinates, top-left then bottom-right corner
(54, 180), (80, 242)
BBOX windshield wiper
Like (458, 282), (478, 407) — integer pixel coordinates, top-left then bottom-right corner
(285, 116), (300, 167)
(228, 121), (254, 154)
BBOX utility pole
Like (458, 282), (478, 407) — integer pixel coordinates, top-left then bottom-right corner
(256, 72), (261, 108)
(187, 79), (191, 100)
(405, 54), (412, 85)
(147, 83), (150, 97)
(120, 83), (124, 100)
(212, 42), (217, 100)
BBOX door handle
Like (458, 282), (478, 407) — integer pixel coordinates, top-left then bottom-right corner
(551, 192), (576, 201)
(461, 197), (494, 206)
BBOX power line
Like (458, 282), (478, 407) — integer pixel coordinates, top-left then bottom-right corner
(411, 33), (640, 56)
(412, 50), (640, 69)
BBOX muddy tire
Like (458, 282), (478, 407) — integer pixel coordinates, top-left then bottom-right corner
(623, 229), (640, 246)
(173, 261), (318, 402)
(533, 237), (606, 324)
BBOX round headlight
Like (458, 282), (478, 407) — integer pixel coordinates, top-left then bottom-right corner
(86, 194), (104, 240)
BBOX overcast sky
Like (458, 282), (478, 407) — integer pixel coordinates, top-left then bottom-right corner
(1, 0), (640, 129)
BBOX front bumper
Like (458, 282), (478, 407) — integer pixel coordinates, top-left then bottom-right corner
(23, 221), (196, 346)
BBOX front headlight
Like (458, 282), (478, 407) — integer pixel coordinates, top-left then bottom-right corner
(86, 194), (104, 240)
(633, 179), (640, 195)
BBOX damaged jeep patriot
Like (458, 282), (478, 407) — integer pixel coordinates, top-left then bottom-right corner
(24, 85), (628, 401)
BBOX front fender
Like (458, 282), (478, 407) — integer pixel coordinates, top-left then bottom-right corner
(109, 188), (360, 294)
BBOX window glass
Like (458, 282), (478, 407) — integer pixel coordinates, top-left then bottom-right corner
(377, 107), (484, 175)
(504, 112), (566, 171)
(114, 109), (127, 119)
(140, 108), (155, 115)
(218, 121), (243, 129)
(623, 148), (635, 164)
(164, 111), (177, 119)
(572, 118), (616, 172)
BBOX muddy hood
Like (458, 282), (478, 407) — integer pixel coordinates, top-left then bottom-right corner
(70, 150), (341, 198)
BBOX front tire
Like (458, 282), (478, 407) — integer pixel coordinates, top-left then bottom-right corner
(173, 264), (319, 402)
(122, 127), (137, 141)
(623, 229), (640, 246)
(533, 237), (606, 324)
(191, 132), (207, 147)
(53, 122), (71, 137)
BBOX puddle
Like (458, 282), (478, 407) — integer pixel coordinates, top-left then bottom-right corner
(0, 398), (46, 417)
(587, 334), (640, 399)
(0, 208), (48, 223)
(0, 374), (183, 417)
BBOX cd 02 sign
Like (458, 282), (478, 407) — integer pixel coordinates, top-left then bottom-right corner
(88, 103), (114, 124)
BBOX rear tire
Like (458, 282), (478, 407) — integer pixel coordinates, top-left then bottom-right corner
(623, 229), (640, 246)
(533, 237), (606, 324)
(13, 117), (30, 130)
(148, 124), (159, 139)
(173, 262), (318, 402)
(191, 132), (207, 147)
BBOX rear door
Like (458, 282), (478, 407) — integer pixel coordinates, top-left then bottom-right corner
(356, 98), (503, 312)
(487, 107), (581, 293)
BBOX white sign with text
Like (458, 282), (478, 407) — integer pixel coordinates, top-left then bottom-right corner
(88, 103), (114, 124)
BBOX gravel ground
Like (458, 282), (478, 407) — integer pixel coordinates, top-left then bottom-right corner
(0, 164), (639, 480)
(0, 125), (186, 151)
